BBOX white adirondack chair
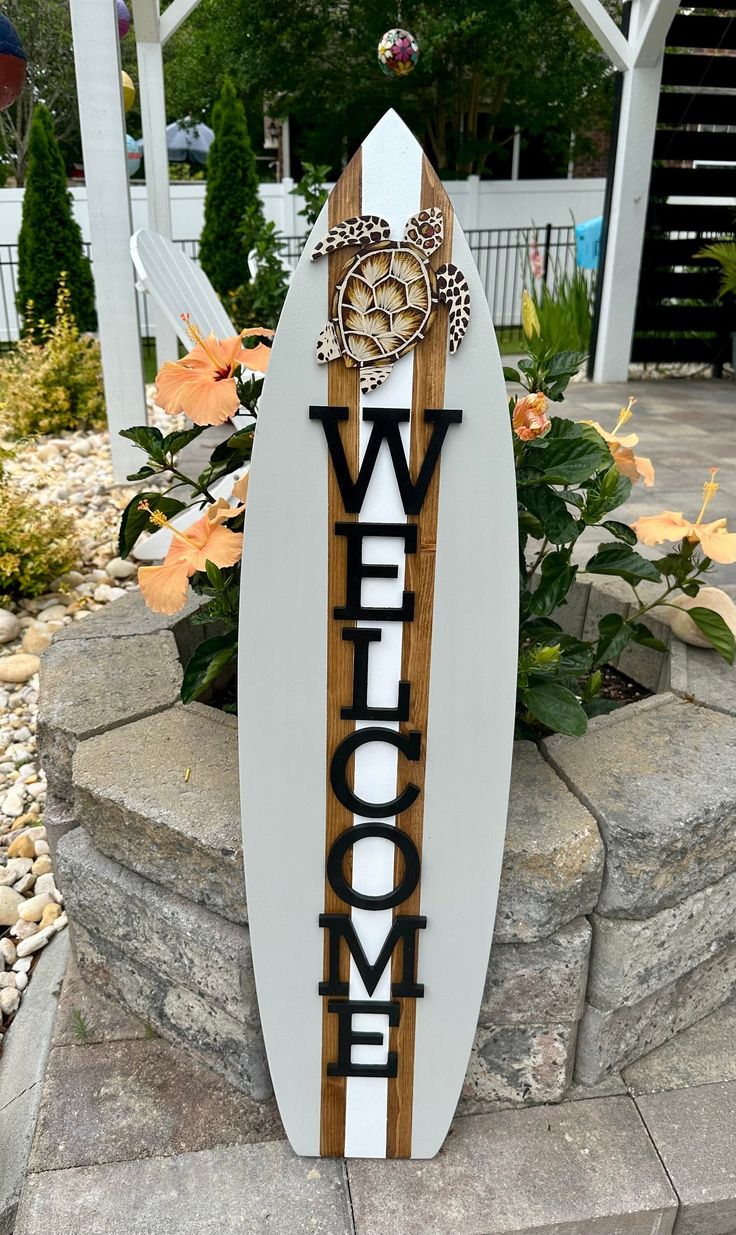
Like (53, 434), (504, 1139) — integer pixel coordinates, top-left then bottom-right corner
(131, 227), (237, 345)
(129, 228), (251, 562)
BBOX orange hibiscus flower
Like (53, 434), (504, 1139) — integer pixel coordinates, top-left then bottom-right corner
(137, 500), (245, 615)
(581, 397), (654, 487)
(513, 392), (551, 441)
(154, 318), (274, 427)
(632, 469), (736, 565)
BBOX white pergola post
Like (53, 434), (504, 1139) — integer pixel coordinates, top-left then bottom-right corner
(592, 0), (679, 381)
(132, 0), (179, 369)
(69, 0), (146, 481)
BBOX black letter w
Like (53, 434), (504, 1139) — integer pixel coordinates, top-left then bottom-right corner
(309, 406), (462, 516)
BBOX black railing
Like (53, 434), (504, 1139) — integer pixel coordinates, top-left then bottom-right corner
(0, 226), (581, 348)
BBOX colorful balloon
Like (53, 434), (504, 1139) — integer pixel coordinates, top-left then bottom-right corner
(377, 28), (419, 77)
(117, 0), (132, 39)
(126, 134), (141, 177)
(0, 14), (27, 112)
(121, 70), (136, 113)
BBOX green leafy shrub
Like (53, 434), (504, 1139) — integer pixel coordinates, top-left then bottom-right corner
(16, 106), (96, 338)
(199, 78), (263, 299)
(0, 277), (106, 438)
(0, 450), (79, 599)
(508, 292), (734, 737)
(119, 295), (736, 730)
(529, 267), (593, 355)
(229, 214), (288, 330)
(291, 162), (330, 227)
(696, 239), (736, 300)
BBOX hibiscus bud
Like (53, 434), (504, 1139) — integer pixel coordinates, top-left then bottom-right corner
(521, 289), (540, 340)
(512, 392), (551, 442)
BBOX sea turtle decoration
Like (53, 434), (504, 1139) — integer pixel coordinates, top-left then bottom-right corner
(311, 207), (470, 393)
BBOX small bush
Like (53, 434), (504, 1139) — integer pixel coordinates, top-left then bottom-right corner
(0, 451), (79, 600)
(229, 215), (288, 330)
(0, 277), (106, 439)
(531, 268), (593, 355)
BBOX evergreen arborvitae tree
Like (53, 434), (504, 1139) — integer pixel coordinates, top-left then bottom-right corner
(199, 78), (263, 300)
(16, 106), (96, 338)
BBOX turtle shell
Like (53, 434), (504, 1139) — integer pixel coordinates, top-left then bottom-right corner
(333, 241), (437, 368)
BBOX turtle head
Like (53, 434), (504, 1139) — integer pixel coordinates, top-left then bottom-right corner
(404, 207), (444, 256)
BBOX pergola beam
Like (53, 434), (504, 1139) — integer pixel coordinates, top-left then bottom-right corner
(593, 0), (670, 380)
(633, 0), (680, 67)
(69, 0), (146, 481)
(566, 0), (632, 71)
(159, 0), (203, 45)
(131, 0), (179, 367)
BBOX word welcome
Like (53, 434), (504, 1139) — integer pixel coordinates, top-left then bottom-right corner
(310, 404), (462, 1078)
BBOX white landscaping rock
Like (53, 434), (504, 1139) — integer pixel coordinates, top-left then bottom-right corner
(93, 583), (127, 604)
(0, 609), (20, 644)
(0, 885), (23, 925)
(0, 654), (40, 684)
(22, 626), (53, 656)
(18, 891), (54, 922)
(105, 556), (138, 580)
(16, 925), (55, 957)
(0, 986), (20, 1016)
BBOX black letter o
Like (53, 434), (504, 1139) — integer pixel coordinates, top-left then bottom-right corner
(326, 824), (420, 911)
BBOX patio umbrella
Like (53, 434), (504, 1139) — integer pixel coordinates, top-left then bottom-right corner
(138, 119), (215, 166)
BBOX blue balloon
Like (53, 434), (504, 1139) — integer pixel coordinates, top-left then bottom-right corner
(0, 15), (26, 111)
(0, 15), (26, 61)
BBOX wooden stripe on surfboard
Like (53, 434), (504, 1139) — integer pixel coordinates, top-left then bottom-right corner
(386, 159), (453, 1159)
(319, 147), (362, 1158)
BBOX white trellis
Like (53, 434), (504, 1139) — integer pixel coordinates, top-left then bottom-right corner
(69, 0), (678, 478)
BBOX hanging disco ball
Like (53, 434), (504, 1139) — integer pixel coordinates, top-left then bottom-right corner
(0, 14), (27, 112)
(117, 0), (132, 39)
(377, 28), (419, 77)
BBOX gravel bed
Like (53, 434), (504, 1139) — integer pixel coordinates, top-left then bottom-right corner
(0, 411), (175, 1049)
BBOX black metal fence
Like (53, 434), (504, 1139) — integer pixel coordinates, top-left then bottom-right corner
(0, 225), (582, 348)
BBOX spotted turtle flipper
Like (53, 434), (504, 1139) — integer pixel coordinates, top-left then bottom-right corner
(311, 216), (392, 261)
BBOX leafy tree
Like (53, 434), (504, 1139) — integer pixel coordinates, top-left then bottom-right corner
(0, 0), (82, 184)
(163, 0), (615, 177)
(16, 106), (96, 336)
(199, 77), (264, 299)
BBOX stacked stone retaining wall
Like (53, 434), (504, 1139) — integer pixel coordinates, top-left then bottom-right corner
(38, 582), (736, 1107)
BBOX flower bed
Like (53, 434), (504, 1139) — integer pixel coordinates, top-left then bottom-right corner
(37, 580), (736, 1108)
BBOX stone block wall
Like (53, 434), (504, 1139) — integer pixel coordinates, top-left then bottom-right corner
(38, 582), (736, 1107)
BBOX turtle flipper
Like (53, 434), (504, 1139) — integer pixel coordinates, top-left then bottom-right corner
(404, 207), (444, 256)
(310, 216), (391, 261)
(360, 364), (393, 394)
(316, 321), (341, 365)
(436, 263), (471, 353)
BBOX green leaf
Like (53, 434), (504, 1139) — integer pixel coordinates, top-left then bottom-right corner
(125, 465), (158, 483)
(630, 622), (667, 653)
(586, 544), (662, 586)
(683, 607), (736, 664)
(602, 520), (637, 546)
(181, 630), (238, 704)
(209, 426), (255, 465)
(503, 366), (521, 383)
(544, 509), (582, 545)
(162, 426), (206, 457)
(205, 560), (224, 589)
(522, 681), (587, 736)
(528, 551), (577, 617)
(526, 420), (611, 485)
(117, 492), (186, 559)
(119, 426), (165, 461)
(594, 613), (633, 665)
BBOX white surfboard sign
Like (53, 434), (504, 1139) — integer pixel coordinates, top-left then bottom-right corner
(238, 110), (517, 1160)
